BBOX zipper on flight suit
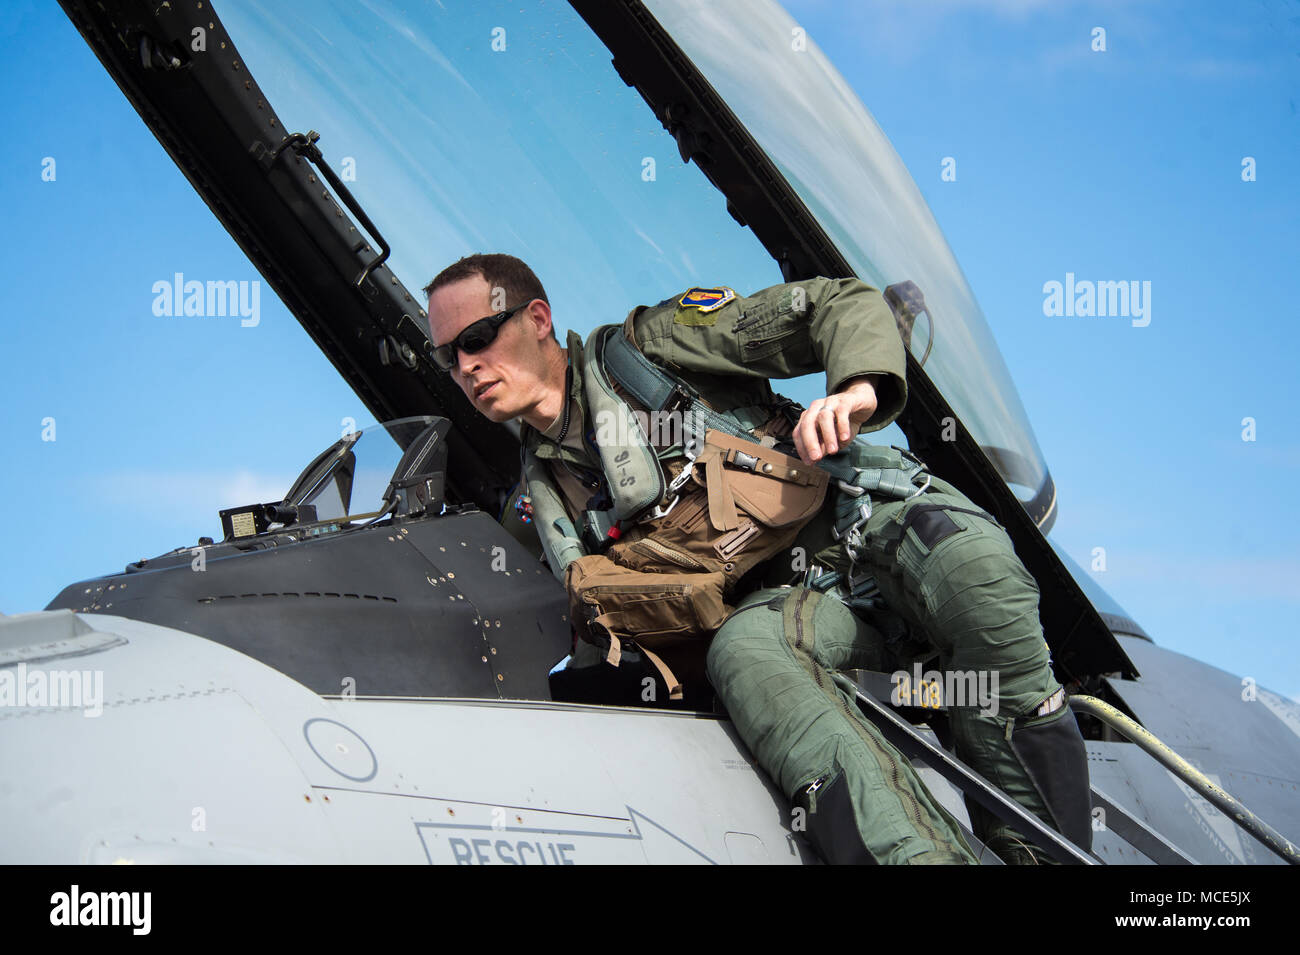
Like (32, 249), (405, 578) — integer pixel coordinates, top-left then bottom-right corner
(802, 774), (828, 813)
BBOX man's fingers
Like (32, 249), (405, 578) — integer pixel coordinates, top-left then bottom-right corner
(795, 396), (870, 464)
(791, 391), (873, 465)
(816, 405), (838, 457)
(800, 417), (823, 462)
(835, 403), (852, 443)
(794, 405), (823, 464)
(793, 427), (809, 465)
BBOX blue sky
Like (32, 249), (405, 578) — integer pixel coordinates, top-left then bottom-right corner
(782, 0), (1300, 700)
(1, 0), (1297, 699)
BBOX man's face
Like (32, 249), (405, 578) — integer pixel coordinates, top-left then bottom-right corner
(427, 274), (550, 423)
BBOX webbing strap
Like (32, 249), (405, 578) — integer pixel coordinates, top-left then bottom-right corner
(823, 456), (928, 504)
(601, 327), (760, 446)
(638, 644), (684, 702)
(599, 627), (683, 701)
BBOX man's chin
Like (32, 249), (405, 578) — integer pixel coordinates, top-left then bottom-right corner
(474, 401), (516, 423)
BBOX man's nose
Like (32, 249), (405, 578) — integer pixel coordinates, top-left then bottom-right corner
(455, 347), (481, 380)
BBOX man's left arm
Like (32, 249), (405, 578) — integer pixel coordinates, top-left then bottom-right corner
(631, 277), (907, 462)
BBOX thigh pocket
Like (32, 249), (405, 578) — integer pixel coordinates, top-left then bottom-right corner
(906, 507), (965, 551)
(892, 502), (992, 600)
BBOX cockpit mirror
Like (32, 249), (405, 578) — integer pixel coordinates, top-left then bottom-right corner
(283, 430), (362, 508)
(883, 281), (932, 364)
(382, 417), (451, 518)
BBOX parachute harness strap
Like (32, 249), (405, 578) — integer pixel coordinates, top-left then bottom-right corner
(827, 447), (931, 569)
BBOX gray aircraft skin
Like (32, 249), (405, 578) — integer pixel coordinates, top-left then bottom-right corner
(2, 0), (1297, 865)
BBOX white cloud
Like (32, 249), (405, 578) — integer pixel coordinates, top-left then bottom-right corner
(96, 469), (296, 517)
(634, 227), (664, 257)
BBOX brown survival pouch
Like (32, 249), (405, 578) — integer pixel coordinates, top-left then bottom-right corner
(565, 428), (829, 701)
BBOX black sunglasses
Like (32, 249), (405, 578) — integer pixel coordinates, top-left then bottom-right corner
(430, 300), (532, 371)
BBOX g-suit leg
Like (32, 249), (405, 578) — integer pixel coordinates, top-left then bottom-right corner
(707, 586), (978, 865)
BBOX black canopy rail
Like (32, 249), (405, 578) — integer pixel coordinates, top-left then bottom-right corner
(569, 0), (1136, 682)
(59, 0), (523, 515)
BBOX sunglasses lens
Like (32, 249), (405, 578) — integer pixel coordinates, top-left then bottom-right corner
(460, 329), (493, 353)
(431, 344), (455, 370)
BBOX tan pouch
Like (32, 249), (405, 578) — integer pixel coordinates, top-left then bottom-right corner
(566, 556), (729, 642)
(565, 554), (728, 700)
(693, 428), (830, 532)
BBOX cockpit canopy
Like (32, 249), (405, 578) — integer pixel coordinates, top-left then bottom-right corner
(219, 0), (1052, 525)
(66, 0), (1132, 678)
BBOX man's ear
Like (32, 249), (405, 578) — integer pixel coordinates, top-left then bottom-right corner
(526, 299), (554, 342)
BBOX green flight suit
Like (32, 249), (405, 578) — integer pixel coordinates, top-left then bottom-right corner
(514, 277), (1085, 864)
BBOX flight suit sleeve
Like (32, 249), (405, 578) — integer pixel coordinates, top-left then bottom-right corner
(631, 277), (908, 434)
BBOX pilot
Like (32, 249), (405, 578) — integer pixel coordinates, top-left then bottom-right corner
(424, 252), (1092, 865)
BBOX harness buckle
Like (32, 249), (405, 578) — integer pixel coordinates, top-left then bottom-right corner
(831, 499), (872, 541)
(663, 382), (697, 416)
(666, 456), (696, 496)
(640, 495), (680, 523)
(831, 498), (873, 564)
(836, 478), (866, 499)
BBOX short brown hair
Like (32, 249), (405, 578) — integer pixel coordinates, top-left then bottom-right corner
(424, 253), (555, 341)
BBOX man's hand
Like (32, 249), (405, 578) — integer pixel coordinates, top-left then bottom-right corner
(792, 375), (880, 465)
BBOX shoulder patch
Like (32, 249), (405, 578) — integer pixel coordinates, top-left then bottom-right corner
(674, 286), (736, 326)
